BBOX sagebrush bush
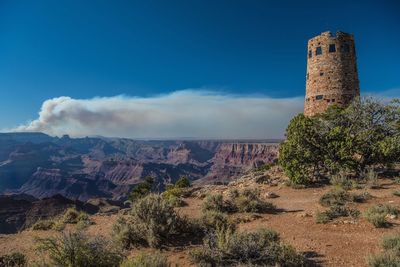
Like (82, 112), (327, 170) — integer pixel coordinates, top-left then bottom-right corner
(369, 234), (400, 266)
(203, 189), (276, 215)
(316, 205), (360, 224)
(364, 204), (399, 228)
(369, 251), (400, 267)
(331, 172), (353, 190)
(31, 219), (55, 231)
(35, 231), (124, 267)
(120, 253), (170, 267)
(382, 235), (400, 251)
(200, 210), (235, 232)
(202, 194), (235, 213)
(113, 194), (197, 248)
(319, 188), (350, 207)
(363, 168), (380, 189)
(350, 191), (372, 203)
(232, 188), (276, 213)
(161, 186), (186, 207)
(393, 191), (400, 197)
(0, 252), (27, 267)
(190, 227), (305, 266)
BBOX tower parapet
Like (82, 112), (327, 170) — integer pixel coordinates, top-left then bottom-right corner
(304, 31), (360, 116)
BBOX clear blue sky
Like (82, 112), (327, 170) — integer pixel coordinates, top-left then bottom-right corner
(0, 0), (399, 130)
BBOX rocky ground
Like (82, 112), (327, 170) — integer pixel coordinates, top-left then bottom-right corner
(1, 167), (400, 266)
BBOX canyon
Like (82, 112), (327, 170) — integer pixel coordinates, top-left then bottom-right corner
(0, 132), (279, 201)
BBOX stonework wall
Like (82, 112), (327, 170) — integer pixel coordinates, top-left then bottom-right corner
(304, 31), (360, 116)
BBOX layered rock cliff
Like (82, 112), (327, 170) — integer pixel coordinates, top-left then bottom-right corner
(0, 133), (280, 200)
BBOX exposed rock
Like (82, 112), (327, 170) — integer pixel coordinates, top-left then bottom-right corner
(265, 192), (279, 198)
(0, 133), (280, 201)
(0, 194), (97, 234)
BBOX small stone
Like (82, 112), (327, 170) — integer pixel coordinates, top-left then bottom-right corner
(265, 192), (279, 198)
(386, 214), (397, 220)
(297, 212), (312, 218)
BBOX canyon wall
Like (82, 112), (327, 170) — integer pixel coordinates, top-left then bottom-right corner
(0, 133), (279, 200)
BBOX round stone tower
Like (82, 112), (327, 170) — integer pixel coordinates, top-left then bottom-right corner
(304, 31), (360, 116)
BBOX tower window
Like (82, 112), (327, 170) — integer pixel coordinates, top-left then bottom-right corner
(315, 95), (323, 100)
(329, 44), (336, 52)
(308, 50), (312, 58)
(316, 47), (322, 55)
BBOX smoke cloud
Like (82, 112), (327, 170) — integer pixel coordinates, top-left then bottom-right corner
(14, 90), (304, 139)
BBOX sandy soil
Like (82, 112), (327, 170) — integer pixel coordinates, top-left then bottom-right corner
(2, 179), (400, 266)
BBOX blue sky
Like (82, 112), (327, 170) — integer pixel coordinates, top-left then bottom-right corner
(0, 0), (399, 138)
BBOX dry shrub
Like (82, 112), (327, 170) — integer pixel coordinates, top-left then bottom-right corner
(113, 194), (198, 248)
(369, 235), (400, 266)
(120, 253), (170, 267)
(35, 231), (123, 267)
(0, 252), (27, 267)
(190, 227), (305, 266)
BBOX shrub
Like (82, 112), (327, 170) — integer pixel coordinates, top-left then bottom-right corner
(232, 188), (275, 213)
(369, 251), (400, 267)
(364, 168), (380, 189)
(120, 253), (170, 267)
(128, 176), (154, 202)
(35, 231), (124, 267)
(331, 172), (352, 190)
(161, 186), (186, 207)
(113, 194), (196, 248)
(316, 205), (360, 224)
(200, 210), (235, 232)
(394, 177), (400, 185)
(369, 234), (400, 266)
(190, 227), (305, 266)
(350, 191), (372, 203)
(0, 252), (27, 267)
(62, 207), (80, 223)
(174, 176), (191, 188)
(382, 235), (400, 251)
(32, 219), (55, 231)
(393, 191), (400, 197)
(319, 188), (350, 207)
(364, 204), (399, 228)
(202, 194), (235, 213)
(202, 189), (276, 215)
(254, 163), (273, 172)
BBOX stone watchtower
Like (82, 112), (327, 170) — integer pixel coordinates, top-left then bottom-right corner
(304, 31), (360, 116)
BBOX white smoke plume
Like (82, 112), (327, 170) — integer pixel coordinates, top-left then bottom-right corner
(14, 90), (304, 139)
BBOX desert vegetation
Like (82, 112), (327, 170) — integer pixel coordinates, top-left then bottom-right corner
(279, 98), (400, 185)
(113, 193), (198, 248)
(190, 227), (306, 266)
(34, 231), (124, 267)
(31, 207), (92, 232)
(202, 188), (276, 214)
(364, 204), (399, 228)
(0, 252), (27, 267)
(369, 234), (400, 266)
(161, 176), (191, 207)
(120, 253), (170, 267)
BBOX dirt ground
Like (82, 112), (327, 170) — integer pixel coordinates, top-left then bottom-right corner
(2, 179), (400, 266)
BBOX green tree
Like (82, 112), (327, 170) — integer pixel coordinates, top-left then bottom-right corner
(128, 176), (154, 202)
(279, 97), (400, 185)
(175, 176), (191, 188)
